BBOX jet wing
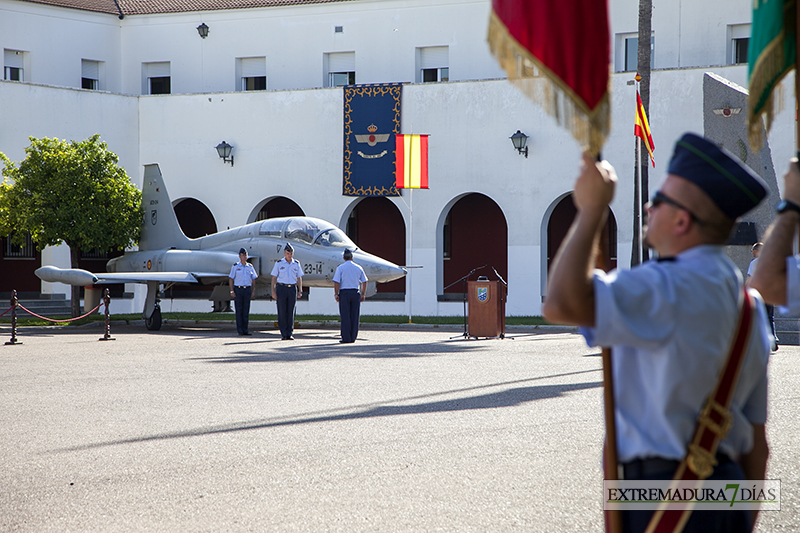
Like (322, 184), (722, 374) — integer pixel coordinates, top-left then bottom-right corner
(93, 272), (225, 284)
(35, 266), (229, 286)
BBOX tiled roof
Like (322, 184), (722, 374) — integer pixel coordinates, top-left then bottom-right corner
(18, 0), (122, 16)
(15, 0), (356, 16)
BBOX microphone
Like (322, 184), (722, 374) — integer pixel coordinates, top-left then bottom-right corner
(491, 266), (507, 286)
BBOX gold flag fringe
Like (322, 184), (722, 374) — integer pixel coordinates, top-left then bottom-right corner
(747, 2), (794, 151)
(487, 11), (610, 156)
(747, 35), (789, 151)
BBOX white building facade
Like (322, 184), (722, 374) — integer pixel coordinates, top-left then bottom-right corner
(0, 0), (796, 317)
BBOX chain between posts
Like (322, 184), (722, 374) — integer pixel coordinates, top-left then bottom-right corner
(3, 288), (116, 344)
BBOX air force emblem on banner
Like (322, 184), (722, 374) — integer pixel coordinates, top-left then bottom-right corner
(477, 286), (488, 302)
(356, 124), (391, 146)
(356, 124), (390, 159)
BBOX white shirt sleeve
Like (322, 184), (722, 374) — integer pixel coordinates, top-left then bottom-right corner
(747, 258), (758, 277)
(587, 267), (677, 350)
(782, 255), (800, 314)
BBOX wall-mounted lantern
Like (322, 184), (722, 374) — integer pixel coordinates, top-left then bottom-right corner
(510, 130), (528, 158)
(216, 141), (234, 166)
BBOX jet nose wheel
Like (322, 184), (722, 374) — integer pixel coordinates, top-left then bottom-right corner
(145, 305), (162, 331)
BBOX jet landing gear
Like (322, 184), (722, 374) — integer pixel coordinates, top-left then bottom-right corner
(143, 281), (164, 331)
(145, 303), (162, 331)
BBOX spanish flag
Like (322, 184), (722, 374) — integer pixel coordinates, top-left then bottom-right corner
(395, 134), (429, 189)
(634, 91), (655, 167)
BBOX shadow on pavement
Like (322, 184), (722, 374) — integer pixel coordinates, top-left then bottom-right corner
(51, 370), (601, 453)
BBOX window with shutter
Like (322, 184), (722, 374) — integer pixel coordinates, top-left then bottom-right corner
(143, 62), (171, 94)
(81, 59), (100, 90)
(325, 52), (355, 87)
(4, 49), (24, 81)
(418, 46), (449, 83)
(240, 57), (267, 91)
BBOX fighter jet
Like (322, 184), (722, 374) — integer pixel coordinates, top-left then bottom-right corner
(36, 164), (407, 330)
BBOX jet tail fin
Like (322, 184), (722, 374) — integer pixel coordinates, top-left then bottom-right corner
(138, 164), (192, 251)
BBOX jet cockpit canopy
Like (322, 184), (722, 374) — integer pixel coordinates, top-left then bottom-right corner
(258, 217), (357, 249)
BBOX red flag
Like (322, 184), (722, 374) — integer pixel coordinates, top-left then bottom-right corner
(488, 0), (610, 155)
(634, 91), (655, 167)
(395, 134), (429, 189)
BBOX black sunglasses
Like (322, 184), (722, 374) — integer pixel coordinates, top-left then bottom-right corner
(650, 191), (705, 225)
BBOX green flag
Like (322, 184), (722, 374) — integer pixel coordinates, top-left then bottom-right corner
(748, 0), (796, 149)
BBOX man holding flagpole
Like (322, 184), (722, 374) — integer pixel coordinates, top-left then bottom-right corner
(543, 134), (771, 533)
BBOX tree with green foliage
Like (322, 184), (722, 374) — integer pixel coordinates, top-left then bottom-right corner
(0, 135), (142, 316)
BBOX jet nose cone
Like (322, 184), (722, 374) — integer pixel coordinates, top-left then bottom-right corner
(355, 253), (407, 283)
(385, 264), (407, 281)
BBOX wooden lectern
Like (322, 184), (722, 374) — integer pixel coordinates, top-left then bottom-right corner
(467, 280), (506, 338)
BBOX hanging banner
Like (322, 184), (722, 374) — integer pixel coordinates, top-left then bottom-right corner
(343, 83), (402, 196)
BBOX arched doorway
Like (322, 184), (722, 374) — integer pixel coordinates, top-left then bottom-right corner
(173, 198), (217, 238)
(346, 197), (405, 297)
(172, 198), (218, 298)
(255, 198), (304, 221)
(442, 194), (507, 297)
(547, 194), (617, 273)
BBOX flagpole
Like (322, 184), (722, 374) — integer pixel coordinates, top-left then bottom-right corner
(636, 142), (642, 264)
(594, 153), (621, 533)
(408, 129), (414, 324)
(597, 229), (621, 533)
(408, 187), (414, 324)
(635, 81), (643, 265)
(396, 132), (427, 324)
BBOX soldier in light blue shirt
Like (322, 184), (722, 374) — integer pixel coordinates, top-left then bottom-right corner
(228, 247), (258, 336)
(270, 243), (303, 340)
(543, 134), (770, 533)
(333, 248), (368, 343)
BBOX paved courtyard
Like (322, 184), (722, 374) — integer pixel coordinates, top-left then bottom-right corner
(0, 323), (797, 531)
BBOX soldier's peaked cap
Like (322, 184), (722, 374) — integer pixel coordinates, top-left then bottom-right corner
(667, 133), (767, 219)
